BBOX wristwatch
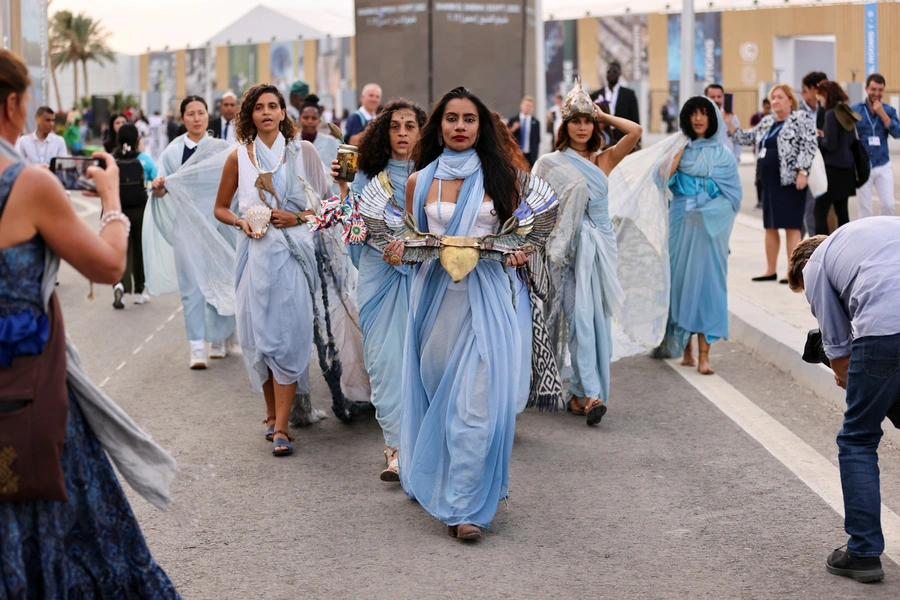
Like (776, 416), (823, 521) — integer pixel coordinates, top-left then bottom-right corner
(797, 169), (808, 176)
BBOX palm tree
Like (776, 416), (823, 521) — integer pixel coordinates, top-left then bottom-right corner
(50, 10), (79, 108)
(49, 10), (115, 109)
(73, 14), (114, 99)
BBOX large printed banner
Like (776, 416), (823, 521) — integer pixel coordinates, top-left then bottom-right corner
(864, 3), (878, 76)
(185, 48), (208, 98)
(667, 12), (722, 99)
(270, 42), (295, 97)
(148, 52), (176, 115)
(229, 45), (258, 97)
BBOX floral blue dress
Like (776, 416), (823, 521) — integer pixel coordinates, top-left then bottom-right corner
(0, 163), (180, 598)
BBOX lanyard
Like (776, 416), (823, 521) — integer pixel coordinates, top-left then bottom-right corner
(760, 121), (783, 152)
(865, 105), (882, 135)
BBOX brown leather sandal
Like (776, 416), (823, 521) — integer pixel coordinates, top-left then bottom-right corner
(566, 397), (586, 415)
(456, 524), (482, 540)
(380, 447), (400, 482)
(585, 398), (607, 426)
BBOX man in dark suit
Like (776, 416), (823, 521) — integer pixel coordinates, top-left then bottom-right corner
(507, 96), (541, 167)
(208, 91), (238, 143)
(590, 62), (640, 143)
(801, 71), (828, 130)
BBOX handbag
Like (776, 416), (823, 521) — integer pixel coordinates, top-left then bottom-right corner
(807, 149), (828, 198)
(851, 127), (871, 188)
(0, 292), (69, 501)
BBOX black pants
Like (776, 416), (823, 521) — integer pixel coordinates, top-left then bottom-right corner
(814, 166), (854, 235)
(754, 162), (762, 204)
(119, 204), (146, 294)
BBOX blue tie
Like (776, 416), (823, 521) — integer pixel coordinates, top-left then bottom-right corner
(223, 120), (229, 141)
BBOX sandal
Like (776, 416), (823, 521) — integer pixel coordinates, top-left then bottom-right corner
(263, 416), (276, 442)
(380, 447), (400, 482)
(566, 397), (586, 415)
(448, 524), (482, 540)
(272, 430), (294, 457)
(585, 398), (607, 427)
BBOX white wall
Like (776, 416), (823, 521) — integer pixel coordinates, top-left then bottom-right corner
(49, 52), (139, 110)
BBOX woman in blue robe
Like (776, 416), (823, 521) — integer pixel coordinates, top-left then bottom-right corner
(387, 87), (533, 540)
(214, 85), (332, 456)
(318, 99), (427, 480)
(148, 95), (236, 369)
(532, 80), (643, 426)
(664, 96), (742, 374)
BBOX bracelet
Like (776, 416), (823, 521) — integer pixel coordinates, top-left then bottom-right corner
(233, 217), (244, 230)
(98, 210), (131, 235)
(295, 212), (303, 226)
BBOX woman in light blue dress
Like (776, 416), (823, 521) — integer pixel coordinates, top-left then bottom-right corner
(388, 87), (533, 540)
(214, 84), (332, 456)
(532, 81), (642, 426)
(148, 96), (236, 369)
(318, 99), (427, 481)
(664, 96), (742, 374)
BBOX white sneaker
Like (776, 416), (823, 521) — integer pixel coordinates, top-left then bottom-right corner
(112, 283), (125, 310)
(189, 345), (208, 370)
(225, 332), (242, 356)
(209, 340), (227, 359)
(133, 292), (150, 305)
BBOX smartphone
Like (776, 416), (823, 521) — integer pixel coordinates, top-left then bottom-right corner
(50, 157), (102, 192)
(723, 93), (734, 114)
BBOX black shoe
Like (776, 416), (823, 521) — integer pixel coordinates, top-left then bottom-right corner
(779, 279), (789, 285)
(751, 273), (777, 282)
(826, 547), (884, 583)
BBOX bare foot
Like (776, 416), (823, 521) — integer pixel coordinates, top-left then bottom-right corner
(681, 338), (696, 367)
(698, 350), (715, 375)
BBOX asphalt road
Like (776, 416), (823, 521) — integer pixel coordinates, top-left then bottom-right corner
(62, 195), (900, 599)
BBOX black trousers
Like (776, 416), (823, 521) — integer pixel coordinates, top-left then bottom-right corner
(119, 204), (146, 294)
(814, 166), (854, 235)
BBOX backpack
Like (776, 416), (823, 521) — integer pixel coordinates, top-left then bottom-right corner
(117, 158), (148, 209)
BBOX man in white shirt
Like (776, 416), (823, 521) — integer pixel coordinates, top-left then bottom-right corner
(705, 84), (742, 163)
(15, 106), (67, 166)
(209, 91), (237, 144)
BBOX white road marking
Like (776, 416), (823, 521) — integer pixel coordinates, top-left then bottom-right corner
(116, 361), (127, 371)
(145, 334), (154, 343)
(166, 314), (175, 323)
(132, 345), (143, 355)
(666, 359), (900, 564)
(99, 377), (110, 388)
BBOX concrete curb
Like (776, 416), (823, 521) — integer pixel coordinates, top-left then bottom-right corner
(728, 294), (900, 446)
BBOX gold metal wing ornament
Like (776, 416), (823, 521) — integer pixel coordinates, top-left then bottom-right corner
(358, 171), (559, 283)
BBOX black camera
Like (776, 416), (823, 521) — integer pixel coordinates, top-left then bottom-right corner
(803, 329), (900, 429)
(803, 329), (830, 368)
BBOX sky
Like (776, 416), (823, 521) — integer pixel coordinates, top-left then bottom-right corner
(51, 0), (357, 54)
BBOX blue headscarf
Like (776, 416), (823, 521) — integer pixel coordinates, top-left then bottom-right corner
(676, 96), (743, 212)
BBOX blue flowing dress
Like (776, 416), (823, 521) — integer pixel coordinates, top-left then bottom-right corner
(665, 105), (742, 357)
(560, 149), (624, 404)
(399, 149), (521, 529)
(351, 160), (413, 448)
(0, 164), (180, 598)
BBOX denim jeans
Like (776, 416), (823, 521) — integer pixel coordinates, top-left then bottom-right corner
(838, 332), (900, 557)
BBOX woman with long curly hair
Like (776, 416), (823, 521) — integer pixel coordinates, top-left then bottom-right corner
(383, 87), (533, 540)
(532, 79), (642, 425)
(213, 84), (332, 456)
(319, 98), (426, 480)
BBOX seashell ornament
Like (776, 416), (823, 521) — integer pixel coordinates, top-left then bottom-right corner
(245, 205), (272, 236)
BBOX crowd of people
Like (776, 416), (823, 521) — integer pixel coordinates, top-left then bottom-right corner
(2, 40), (899, 595)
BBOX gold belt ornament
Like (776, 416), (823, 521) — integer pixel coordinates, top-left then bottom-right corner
(438, 236), (481, 283)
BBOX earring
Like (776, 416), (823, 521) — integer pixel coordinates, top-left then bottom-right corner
(438, 136), (444, 147)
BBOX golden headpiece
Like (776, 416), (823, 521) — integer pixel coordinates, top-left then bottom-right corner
(561, 77), (598, 121)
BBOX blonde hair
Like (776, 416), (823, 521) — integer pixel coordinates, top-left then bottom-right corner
(768, 84), (799, 111)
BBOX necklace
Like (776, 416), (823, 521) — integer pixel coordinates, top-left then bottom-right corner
(252, 137), (285, 175)
(251, 137), (286, 210)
